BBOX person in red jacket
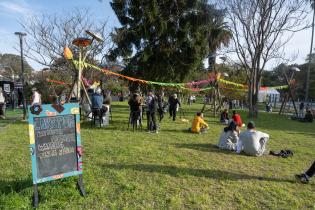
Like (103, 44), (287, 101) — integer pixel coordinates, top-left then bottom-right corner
(232, 110), (243, 127)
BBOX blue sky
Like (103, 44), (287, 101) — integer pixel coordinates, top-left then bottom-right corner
(0, 0), (313, 71)
(0, 0), (118, 70)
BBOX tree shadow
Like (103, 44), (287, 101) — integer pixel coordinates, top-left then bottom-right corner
(102, 163), (294, 183)
(0, 178), (33, 195)
(174, 143), (236, 154)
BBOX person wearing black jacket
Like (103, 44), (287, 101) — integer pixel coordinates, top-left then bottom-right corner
(157, 93), (165, 122)
(128, 93), (142, 128)
(168, 94), (181, 121)
(146, 91), (158, 133)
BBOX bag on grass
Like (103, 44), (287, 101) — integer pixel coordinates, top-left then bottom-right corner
(270, 150), (293, 158)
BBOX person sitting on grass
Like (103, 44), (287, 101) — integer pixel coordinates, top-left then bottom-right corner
(220, 109), (229, 124)
(190, 112), (208, 134)
(300, 110), (313, 123)
(218, 121), (239, 151)
(237, 121), (270, 156)
(232, 110), (244, 127)
(295, 161), (315, 184)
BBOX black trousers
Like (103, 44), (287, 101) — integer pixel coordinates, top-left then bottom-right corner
(147, 111), (157, 131)
(306, 161), (315, 177)
(158, 109), (164, 122)
(169, 107), (176, 121)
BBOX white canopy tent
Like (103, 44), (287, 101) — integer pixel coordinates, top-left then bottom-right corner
(258, 88), (280, 103)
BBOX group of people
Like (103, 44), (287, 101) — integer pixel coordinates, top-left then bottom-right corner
(218, 120), (270, 156)
(189, 108), (270, 157)
(220, 109), (244, 127)
(128, 91), (181, 133)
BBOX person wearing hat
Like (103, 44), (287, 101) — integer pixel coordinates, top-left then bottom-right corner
(31, 87), (42, 106)
(168, 93), (181, 121)
(237, 121), (270, 156)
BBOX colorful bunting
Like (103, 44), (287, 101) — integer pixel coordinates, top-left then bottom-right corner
(49, 60), (288, 92)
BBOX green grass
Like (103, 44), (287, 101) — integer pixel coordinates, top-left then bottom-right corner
(0, 108), (22, 128)
(0, 102), (315, 209)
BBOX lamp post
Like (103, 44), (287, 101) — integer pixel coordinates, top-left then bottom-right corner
(15, 32), (27, 120)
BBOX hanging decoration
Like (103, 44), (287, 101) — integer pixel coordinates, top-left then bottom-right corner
(48, 59), (288, 92)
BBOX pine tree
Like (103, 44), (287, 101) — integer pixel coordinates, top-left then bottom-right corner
(109, 0), (221, 83)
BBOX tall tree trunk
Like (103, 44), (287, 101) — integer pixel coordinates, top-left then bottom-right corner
(248, 78), (253, 118)
(305, 6), (315, 103)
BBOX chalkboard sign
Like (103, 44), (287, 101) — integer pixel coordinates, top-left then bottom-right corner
(28, 103), (83, 184)
(34, 115), (77, 178)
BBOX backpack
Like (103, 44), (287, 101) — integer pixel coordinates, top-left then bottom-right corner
(270, 150), (293, 158)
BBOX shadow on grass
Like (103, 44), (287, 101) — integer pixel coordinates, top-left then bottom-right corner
(174, 143), (235, 154)
(0, 179), (32, 194)
(103, 163), (294, 183)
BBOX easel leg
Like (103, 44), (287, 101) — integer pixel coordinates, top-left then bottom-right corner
(33, 184), (39, 208)
(77, 174), (86, 196)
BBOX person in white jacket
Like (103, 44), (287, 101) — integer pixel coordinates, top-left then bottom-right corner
(237, 121), (270, 156)
(218, 121), (239, 151)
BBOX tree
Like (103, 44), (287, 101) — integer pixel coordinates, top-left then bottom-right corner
(109, 0), (219, 85)
(0, 53), (33, 81)
(305, 0), (315, 103)
(220, 0), (308, 117)
(21, 9), (112, 79)
(207, 9), (232, 71)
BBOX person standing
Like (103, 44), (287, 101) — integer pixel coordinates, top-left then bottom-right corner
(146, 91), (158, 133)
(157, 93), (165, 122)
(31, 88), (42, 106)
(168, 93), (181, 121)
(128, 93), (142, 128)
(0, 87), (6, 119)
(299, 102), (305, 118)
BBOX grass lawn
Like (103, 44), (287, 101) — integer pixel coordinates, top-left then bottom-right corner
(0, 108), (23, 129)
(0, 102), (314, 209)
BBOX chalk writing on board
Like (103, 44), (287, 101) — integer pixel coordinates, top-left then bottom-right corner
(33, 115), (78, 178)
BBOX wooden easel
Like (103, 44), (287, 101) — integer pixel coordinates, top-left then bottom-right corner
(279, 73), (298, 116)
(200, 83), (223, 116)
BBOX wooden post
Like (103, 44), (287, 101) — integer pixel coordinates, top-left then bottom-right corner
(33, 184), (39, 208)
(77, 174), (86, 196)
(77, 47), (83, 100)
